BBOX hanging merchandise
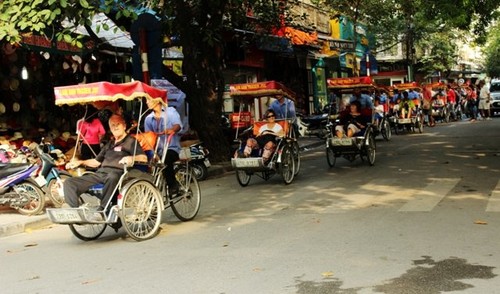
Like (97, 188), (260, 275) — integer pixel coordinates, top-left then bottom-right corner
(0, 103), (6, 114)
(12, 102), (20, 112)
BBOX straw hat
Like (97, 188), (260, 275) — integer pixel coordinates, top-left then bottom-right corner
(61, 132), (71, 140)
(12, 102), (20, 112)
(10, 132), (23, 141)
(9, 78), (19, 91)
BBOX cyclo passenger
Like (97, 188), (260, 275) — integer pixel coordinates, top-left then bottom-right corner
(398, 91), (416, 119)
(241, 109), (284, 163)
(373, 97), (384, 127)
(432, 90), (447, 114)
(335, 101), (370, 138)
(63, 114), (148, 218)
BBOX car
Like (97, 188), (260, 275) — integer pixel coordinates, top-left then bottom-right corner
(490, 79), (500, 116)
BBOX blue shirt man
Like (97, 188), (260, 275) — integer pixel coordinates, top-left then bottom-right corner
(350, 90), (374, 109)
(144, 105), (183, 155)
(408, 89), (419, 100)
(144, 99), (183, 195)
(269, 95), (296, 121)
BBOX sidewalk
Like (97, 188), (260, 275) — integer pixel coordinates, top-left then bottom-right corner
(0, 136), (324, 238)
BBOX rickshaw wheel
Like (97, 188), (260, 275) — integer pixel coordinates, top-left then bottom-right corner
(292, 141), (301, 175)
(381, 119), (391, 141)
(119, 180), (163, 241)
(326, 148), (336, 167)
(366, 134), (376, 166)
(171, 168), (201, 222)
(236, 170), (251, 187)
(69, 194), (106, 241)
(417, 115), (424, 133)
(279, 145), (295, 184)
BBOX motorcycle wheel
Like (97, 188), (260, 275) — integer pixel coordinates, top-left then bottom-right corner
(47, 172), (71, 208)
(190, 162), (208, 181)
(16, 181), (45, 215)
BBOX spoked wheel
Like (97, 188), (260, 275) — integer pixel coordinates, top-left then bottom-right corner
(365, 133), (376, 166)
(171, 168), (201, 221)
(381, 119), (392, 141)
(326, 147), (336, 167)
(236, 169), (251, 187)
(69, 194), (106, 241)
(279, 145), (295, 184)
(47, 172), (71, 208)
(190, 162), (208, 181)
(291, 141), (301, 175)
(119, 180), (163, 241)
(16, 181), (45, 215)
(417, 115), (424, 133)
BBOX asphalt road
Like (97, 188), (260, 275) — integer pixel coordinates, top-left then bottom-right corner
(1, 118), (500, 294)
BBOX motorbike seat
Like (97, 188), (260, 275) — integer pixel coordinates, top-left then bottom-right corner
(0, 163), (32, 179)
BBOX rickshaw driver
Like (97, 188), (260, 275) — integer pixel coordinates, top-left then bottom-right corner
(144, 98), (183, 196)
(63, 115), (148, 213)
(350, 89), (374, 109)
(269, 94), (296, 121)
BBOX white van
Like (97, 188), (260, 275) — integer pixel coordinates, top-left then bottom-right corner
(490, 79), (500, 116)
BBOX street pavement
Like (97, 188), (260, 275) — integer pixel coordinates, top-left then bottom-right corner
(0, 136), (324, 238)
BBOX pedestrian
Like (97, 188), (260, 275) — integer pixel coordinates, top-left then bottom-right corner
(77, 107), (106, 160)
(478, 80), (492, 120)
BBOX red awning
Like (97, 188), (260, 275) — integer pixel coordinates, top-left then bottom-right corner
(54, 81), (167, 107)
(327, 76), (374, 89)
(229, 80), (296, 101)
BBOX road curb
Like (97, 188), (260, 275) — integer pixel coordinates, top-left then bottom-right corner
(0, 216), (52, 238)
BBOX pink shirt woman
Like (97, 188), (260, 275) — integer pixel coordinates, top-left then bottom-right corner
(77, 117), (105, 159)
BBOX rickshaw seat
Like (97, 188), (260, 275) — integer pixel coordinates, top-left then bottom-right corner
(252, 120), (289, 137)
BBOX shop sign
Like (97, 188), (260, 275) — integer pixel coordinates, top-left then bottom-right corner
(328, 40), (354, 51)
(21, 33), (94, 54)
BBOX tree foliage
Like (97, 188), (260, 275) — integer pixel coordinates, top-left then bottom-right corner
(483, 22), (500, 78)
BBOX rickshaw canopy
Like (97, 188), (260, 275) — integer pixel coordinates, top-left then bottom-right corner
(229, 80), (296, 101)
(327, 76), (375, 93)
(53, 81), (167, 107)
(393, 82), (421, 92)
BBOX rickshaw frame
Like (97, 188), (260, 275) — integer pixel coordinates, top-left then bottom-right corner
(229, 81), (300, 186)
(46, 81), (201, 241)
(325, 77), (377, 167)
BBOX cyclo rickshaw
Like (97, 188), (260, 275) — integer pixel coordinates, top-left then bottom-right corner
(229, 81), (300, 186)
(46, 81), (201, 241)
(429, 82), (450, 123)
(391, 82), (424, 134)
(324, 76), (376, 167)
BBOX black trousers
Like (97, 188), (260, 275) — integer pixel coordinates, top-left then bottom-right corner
(63, 168), (121, 209)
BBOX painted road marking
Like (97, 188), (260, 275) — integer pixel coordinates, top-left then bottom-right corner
(398, 178), (461, 212)
(486, 180), (500, 212)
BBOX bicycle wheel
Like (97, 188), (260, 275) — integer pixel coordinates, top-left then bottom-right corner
(236, 170), (251, 187)
(69, 195), (106, 241)
(326, 147), (336, 167)
(47, 172), (71, 208)
(381, 119), (392, 141)
(366, 133), (376, 166)
(279, 145), (295, 184)
(417, 115), (424, 133)
(291, 140), (301, 175)
(119, 179), (162, 241)
(171, 168), (201, 221)
(16, 181), (45, 215)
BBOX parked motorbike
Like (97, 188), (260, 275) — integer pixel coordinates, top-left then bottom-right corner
(0, 149), (45, 215)
(33, 142), (72, 208)
(296, 103), (336, 139)
(177, 142), (211, 181)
